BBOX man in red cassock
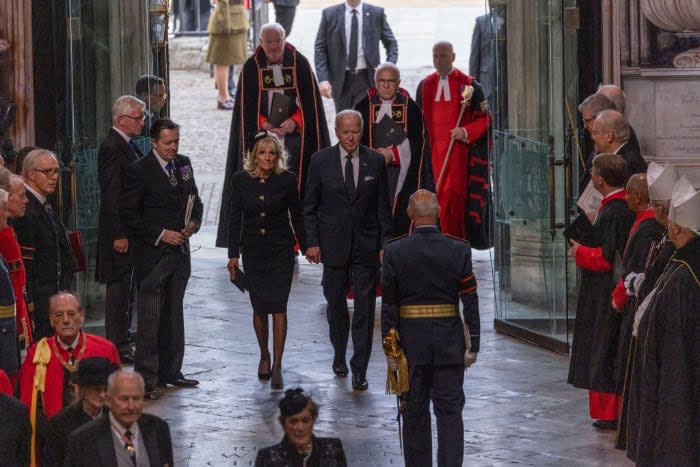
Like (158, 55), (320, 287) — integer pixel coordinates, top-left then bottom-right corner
(417, 41), (491, 247)
(19, 291), (120, 464)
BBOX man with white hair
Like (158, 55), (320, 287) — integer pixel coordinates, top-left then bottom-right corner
(590, 109), (647, 179)
(64, 370), (173, 466)
(626, 176), (699, 465)
(96, 95), (147, 364)
(11, 149), (74, 339)
(354, 62), (433, 234)
(217, 22), (330, 248)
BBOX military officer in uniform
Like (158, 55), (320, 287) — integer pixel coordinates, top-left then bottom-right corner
(381, 189), (480, 467)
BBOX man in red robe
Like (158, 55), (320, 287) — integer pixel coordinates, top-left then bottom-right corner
(0, 172), (32, 347)
(417, 41), (491, 246)
(18, 291), (120, 464)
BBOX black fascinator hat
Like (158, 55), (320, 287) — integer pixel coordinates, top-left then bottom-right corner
(279, 387), (309, 417)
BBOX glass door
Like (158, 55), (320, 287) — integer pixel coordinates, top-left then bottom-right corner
(490, 0), (580, 354)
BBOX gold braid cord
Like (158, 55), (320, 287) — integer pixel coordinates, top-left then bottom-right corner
(382, 328), (409, 395)
(30, 338), (51, 467)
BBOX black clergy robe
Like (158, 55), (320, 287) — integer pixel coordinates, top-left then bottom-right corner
(216, 42), (330, 248)
(567, 191), (635, 394)
(354, 87), (434, 235)
(627, 236), (699, 466)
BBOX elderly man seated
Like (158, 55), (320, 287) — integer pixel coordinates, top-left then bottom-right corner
(18, 291), (120, 463)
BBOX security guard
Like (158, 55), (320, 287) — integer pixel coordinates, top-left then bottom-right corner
(381, 189), (480, 467)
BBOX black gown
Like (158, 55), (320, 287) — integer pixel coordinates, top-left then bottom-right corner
(567, 194), (634, 393)
(227, 170), (305, 314)
(627, 236), (699, 466)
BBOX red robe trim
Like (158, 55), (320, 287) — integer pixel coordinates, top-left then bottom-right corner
(421, 69), (490, 239)
(0, 226), (33, 345)
(589, 390), (621, 421)
(575, 190), (629, 272)
(611, 209), (657, 307)
(0, 369), (12, 396)
(19, 333), (120, 418)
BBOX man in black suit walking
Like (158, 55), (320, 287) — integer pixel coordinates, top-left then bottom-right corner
(121, 118), (203, 399)
(314, 0), (398, 111)
(64, 370), (173, 466)
(0, 392), (31, 467)
(304, 110), (392, 390)
(12, 149), (74, 339)
(96, 95), (147, 364)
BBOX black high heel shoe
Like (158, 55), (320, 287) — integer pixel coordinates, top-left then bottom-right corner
(258, 357), (272, 381)
(271, 366), (283, 390)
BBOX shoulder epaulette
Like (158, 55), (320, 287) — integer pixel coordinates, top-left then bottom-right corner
(385, 234), (407, 244)
(443, 233), (470, 244)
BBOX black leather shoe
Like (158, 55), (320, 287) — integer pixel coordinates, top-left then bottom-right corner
(168, 377), (199, 387)
(592, 419), (617, 430)
(352, 374), (368, 391)
(145, 385), (167, 400)
(332, 360), (348, 378)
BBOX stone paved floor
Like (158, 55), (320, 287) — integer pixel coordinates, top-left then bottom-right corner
(155, 4), (633, 465)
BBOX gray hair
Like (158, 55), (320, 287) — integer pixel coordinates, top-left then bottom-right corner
(0, 188), (8, 206)
(578, 93), (615, 116)
(111, 95), (146, 125)
(260, 22), (286, 41)
(108, 370), (145, 396)
(375, 62), (401, 82)
(408, 189), (440, 218)
(22, 149), (58, 176)
(335, 109), (364, 129)
(596, 109), (630, 143)
(0, 167), (11, 192)
(597, 84), (626, 114)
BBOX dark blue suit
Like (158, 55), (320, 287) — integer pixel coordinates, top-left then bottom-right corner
(381, 225), (480, 467)
(304, 144), (392, 377)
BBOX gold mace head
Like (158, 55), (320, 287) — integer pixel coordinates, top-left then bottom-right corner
(461, 85), (474, 105)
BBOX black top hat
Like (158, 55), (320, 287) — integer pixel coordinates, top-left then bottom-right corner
(279, 388), (309, 417)
(73, 357), (119, 386)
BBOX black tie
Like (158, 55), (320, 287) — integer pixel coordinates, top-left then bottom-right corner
(124, 429), (136, 465)
(348, 9), (358, 73)
(128, 140), (140, 157)
(66, 346), (75, 365)
(345, 154), (355, 198)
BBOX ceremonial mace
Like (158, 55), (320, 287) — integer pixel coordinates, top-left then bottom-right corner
(435, 86), (474, 193)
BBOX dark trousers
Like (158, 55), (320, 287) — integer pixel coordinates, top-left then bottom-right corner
(32, 292), (54, 340)
(403, 364), (465, 467)
(134, 252), (190, 388)
(333, 70), (372, 112)
(105, 273), (134, 354)
(273, 4), (296, 38)
(322, 258), (377, 377)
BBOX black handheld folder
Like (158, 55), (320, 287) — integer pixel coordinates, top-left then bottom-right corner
(230, 266), (249, 293)
(268, 93), (293, 128)
(372, 115), (407, 148)
(564, 214), (593, 245)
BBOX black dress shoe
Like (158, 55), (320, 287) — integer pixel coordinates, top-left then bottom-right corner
(592, 419), (618, 430)
(145, 385), (167, 400)
(332, 361), (348, 378)
(168, 377), (199, 387)
(352, 374), (368, 391)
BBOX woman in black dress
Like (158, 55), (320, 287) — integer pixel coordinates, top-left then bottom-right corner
(255, 388), (347, 466)
(227, 132), (305, 389)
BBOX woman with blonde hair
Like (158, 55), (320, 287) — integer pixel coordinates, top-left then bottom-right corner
(226, 132), (305, 389)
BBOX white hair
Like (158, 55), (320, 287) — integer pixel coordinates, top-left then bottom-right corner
(0, 188), (8, 206)
(107, 369), (145, 395)
(260, 22), (286, 41)
(22, 149), (58, 176)
(111, 95), (146, 125)
(374, 62), (401, 82)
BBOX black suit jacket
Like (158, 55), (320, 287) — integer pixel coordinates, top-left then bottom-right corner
(0, 393), (31, 467)
(381, 226), (480, 366)
(64, 413), (173, 467)
(120, 151), (203, 282)
(304, 144), (392, 267)
(44, 403), (94, 466)
(96, 128), (143, 284)
(11, 190), (74, 303)
(314, 3), (398, 96)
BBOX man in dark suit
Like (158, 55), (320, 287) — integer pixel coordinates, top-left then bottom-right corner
(469, 13), (500, 103)
(314, 0), (398, 111)
(0, 392), (32, 467)
(64, 370), (173, 467)
(121, 118), (203, 399)
(135, 75), (167, 138)
(11, 149), (74, 339)
(267, 0), (299, 38)
(381, 189), (480, 467)
(44, 356), (119, 466)
(96, 95), (147, 364)
(304, 110), (392, 390)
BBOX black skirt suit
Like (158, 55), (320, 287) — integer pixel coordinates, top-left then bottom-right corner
(228, 170), (305, 313)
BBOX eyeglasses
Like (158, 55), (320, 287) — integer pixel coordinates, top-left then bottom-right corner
(121, 114), (146, 121)
(32, 168), (60, 177)
(377, 79), (398, 85)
